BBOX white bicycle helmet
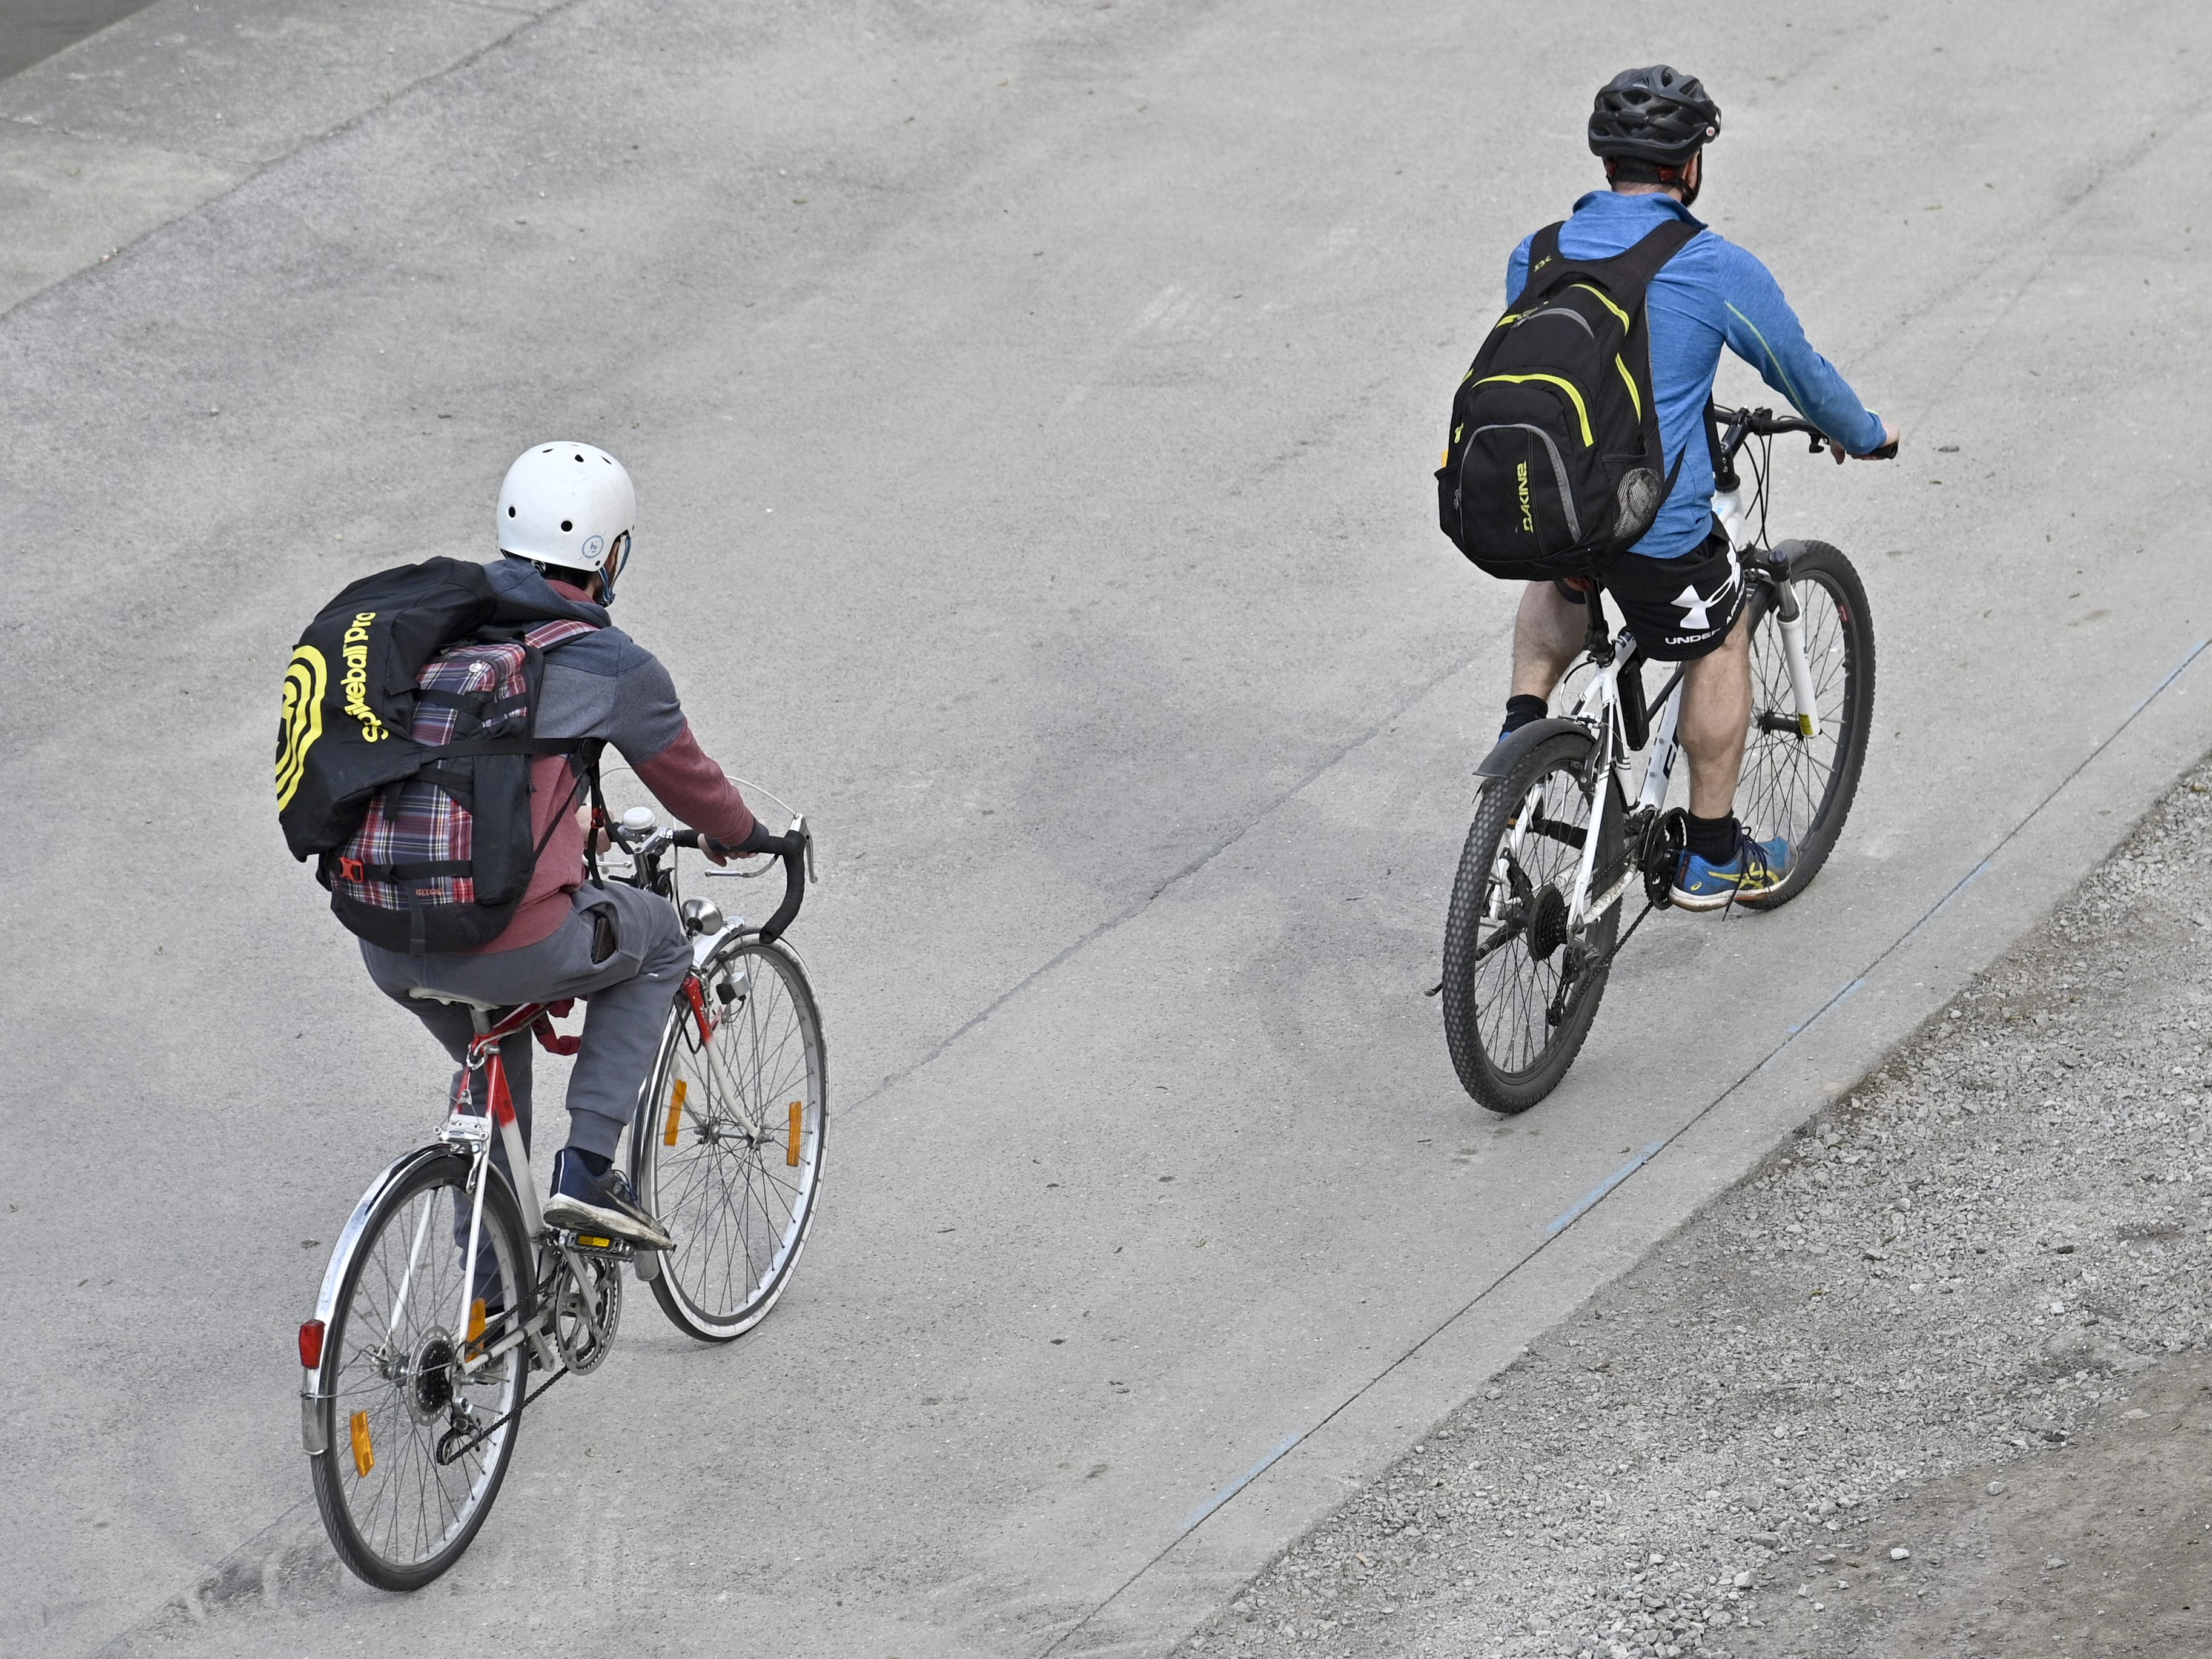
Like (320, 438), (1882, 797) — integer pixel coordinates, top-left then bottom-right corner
(496, 442), (637, 601)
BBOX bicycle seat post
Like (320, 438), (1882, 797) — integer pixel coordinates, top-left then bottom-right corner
(1581, 583), (1611, 659)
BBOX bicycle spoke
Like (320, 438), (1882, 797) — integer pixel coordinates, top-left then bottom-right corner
(644, 944), (824, 1336)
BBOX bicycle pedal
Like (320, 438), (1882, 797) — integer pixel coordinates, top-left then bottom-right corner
(551, 1228), (635, 1259)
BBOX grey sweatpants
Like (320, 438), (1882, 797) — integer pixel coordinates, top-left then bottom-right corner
(362, 881), (691, 1164)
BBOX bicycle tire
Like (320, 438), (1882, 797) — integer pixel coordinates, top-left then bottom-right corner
(1735, 541), (1875, 909)
(309, 1151), (530, 1589)
(632, 936), (827, 1342)
(1442, 728), (1623, 1113)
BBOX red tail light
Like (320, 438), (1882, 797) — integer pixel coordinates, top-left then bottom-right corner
(298, 1319), (325, 1370)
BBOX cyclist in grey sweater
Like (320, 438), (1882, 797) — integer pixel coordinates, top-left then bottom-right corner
(361, 443), (797, 1249)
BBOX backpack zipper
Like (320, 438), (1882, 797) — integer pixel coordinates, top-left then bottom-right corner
(1473, 374), (1594, 447)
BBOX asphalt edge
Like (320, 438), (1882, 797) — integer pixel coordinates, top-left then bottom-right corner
(0, 0), (575, 322)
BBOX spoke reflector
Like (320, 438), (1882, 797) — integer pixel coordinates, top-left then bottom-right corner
(349, 1410), (374, 1478)
(297, 1319), (325, 1369)
(787, 1101), (803, 1167)
(664, 1078), (687, 1147)
(466, 1299), (486, 1348)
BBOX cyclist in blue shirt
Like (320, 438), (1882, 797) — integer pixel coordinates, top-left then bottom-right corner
(1497, 66), (1898, 908)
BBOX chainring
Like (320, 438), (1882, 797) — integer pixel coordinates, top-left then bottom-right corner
(549, 1253), (623, 1375)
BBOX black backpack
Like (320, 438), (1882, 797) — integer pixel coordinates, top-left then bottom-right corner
(275, 558), (601, 953)
(1435, 219), (1697, 580)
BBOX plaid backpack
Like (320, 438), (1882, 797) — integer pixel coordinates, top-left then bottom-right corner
(322, 616), (599, 953)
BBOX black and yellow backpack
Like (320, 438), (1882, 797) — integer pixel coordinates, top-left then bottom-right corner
(1437, 218), (1696, 580)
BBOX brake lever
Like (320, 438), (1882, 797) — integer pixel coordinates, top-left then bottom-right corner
(790, 814), (816, 884)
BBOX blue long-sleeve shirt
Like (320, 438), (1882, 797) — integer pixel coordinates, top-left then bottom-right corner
(1506, 191), (1884, 559)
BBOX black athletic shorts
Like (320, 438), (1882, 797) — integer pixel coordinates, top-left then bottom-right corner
(1553, 527), (1745, 662)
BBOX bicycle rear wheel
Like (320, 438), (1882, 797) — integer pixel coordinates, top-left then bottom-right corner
(634, 936), (827, 1341)
(1442, 728), (1623, 1113)
(309, 1152), (529, 1589)
(1737, 541), (1875, 909)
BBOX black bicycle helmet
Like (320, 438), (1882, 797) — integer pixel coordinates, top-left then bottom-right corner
(1588, 65), (1721, 165)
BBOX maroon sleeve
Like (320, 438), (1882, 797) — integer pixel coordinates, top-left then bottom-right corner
(634, 721), (757, 846)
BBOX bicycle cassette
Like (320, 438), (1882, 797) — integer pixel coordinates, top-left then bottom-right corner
(1640, 807), (1687, 909)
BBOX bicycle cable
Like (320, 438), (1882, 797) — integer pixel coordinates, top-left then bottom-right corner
(1746, 429), (1774, 549)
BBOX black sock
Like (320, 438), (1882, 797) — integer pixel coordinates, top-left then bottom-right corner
(1686, 811), (1738, 865)
(1501, 694), (1548, 735)
(564, 1147), (612, 1180)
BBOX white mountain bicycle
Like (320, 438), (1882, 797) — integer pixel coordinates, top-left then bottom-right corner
(1440, 403), (1887, 1113)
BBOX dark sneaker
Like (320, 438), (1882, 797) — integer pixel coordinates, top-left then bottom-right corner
(543, 1150), (673, 1250)
(1671, 828), (1793, 912)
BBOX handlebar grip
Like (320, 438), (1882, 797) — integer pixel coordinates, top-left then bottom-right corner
(757, 818), (808, 943)
(672, 820), (810, 939)
(1867, 438), (1899, 460)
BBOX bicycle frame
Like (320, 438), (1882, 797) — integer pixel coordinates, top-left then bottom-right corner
(1498, 448), (1827, 939)
(441, 999), (557, 1378)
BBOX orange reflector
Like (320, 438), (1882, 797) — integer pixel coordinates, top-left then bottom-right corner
(349, 1410), (374, 1478)
(466, 1299), (486, 1348)
(664, 1078), (687, 1147)
(297, 1319), (325, 1370)
(787, 1101), (803, 1167)
(579, 1236), (613, 1250)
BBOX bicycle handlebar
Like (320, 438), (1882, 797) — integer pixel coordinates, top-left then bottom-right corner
(1710, 402), (1898, 473)
(671, 816), (813, 943)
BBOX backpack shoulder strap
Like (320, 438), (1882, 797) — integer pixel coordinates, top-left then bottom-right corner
(1594, 219), (1700, 308)
(1511, 222), (1568, 306)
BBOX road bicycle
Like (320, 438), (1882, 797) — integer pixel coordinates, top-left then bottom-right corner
(296, 801), (824, 1588)
(1440, 404), (1885, 1113)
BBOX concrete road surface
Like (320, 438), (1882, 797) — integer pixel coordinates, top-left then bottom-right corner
(0, 2), (160, 82)
(4, 2), (2210, 1655)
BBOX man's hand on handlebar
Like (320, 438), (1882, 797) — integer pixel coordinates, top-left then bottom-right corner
(1832, 419), (1901, 466)
(701, 820), (805, 867)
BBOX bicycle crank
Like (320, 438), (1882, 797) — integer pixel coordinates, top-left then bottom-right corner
(548, 1251), (623, 1375)
(1638, 807), (1687, 910)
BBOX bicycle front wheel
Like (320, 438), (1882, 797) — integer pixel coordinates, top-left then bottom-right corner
(309, 1151), (530, 1589)
(1737, 541), (1876, 909)
(634, 937), (827, 1341)
(1442, 728), (1623, 1114)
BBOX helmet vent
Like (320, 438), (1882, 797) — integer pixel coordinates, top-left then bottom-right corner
(574, 453), (584, 462)
(561, 520), (574, 532)
(507, 506), (516, 517)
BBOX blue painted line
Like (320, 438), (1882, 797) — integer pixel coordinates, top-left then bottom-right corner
(1546, 1141), (1666, 1236)
(2127, 638), (2209, 719)
(1182, 1432), (1302, 1533)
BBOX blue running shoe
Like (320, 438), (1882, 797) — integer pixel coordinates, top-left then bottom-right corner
(1671, 828), (1793, 912)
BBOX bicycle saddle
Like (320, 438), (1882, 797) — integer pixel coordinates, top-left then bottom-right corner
(405, 987), (507, 1013)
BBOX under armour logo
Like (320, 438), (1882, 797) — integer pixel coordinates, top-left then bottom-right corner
(1670, 563), (1741, 632)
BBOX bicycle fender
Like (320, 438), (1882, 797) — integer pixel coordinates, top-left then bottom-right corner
(1474, 717), (1588, 780)
(1763, 538), (1815, 575)
(302, 1141), (472, 1453)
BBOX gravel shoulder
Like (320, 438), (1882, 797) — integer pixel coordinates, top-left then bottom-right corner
(1182, 757), (2212, 1659)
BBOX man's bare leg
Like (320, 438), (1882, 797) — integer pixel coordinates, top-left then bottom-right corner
(1511, 580), (1588, 704)
(1677, 608), (1753, 818)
